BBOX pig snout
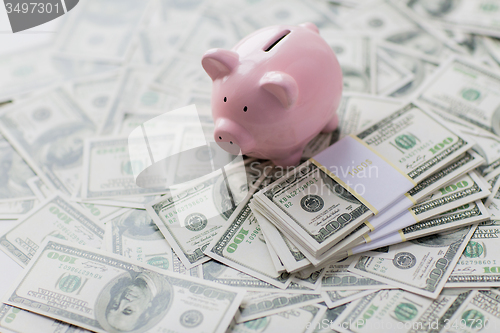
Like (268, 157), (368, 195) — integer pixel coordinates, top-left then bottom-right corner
(214, 118), (256, 155)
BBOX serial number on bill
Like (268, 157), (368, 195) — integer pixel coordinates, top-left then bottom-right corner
(5, 2), (62, 13)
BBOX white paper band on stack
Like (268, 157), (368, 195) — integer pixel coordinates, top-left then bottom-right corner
(311, 134), (416, 215)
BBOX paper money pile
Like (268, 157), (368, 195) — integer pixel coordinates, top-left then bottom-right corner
(1, 0), (500, 332)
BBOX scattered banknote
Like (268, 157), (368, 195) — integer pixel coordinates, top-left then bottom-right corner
(349, 225), (478, 298)
(3, 238), (245, 333)
(228, 304), (326, 333)
(236, 291), (324, 323)
(0, 193), (103, 266)
(447, 220), (500, 288)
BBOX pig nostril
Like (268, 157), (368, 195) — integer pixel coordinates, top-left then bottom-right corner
(219, 136), (222, 140)
(230, 141), (233, 144)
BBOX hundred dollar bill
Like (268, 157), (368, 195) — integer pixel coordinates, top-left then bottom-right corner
(55, 0), (150, 62)
(0, 193), (103, 266)
(405, 0), (500, 38)
(253, 102), (474, 258)
(376, 47), (414, 96)
(252, 206), (311, 273)
(323, 152), (485, 257)
(2, 238), (245, 333)
(25, 176), (52, 200)
(447, 220), (500, 288)
(338, 0), (460, 62)
(379, 43), (439, 98)
(433, 110), (500, 176)
(442, 289), (500, 333)
(415, 56), (500, 136)
(147, 159), (263, 269)
(228, 304), (327, 333)
(81, 136), (177, 199)
(320, 30), (376, 94)
(321, 256), (391, 291)
(345, 201), (490, 257)
(331, 288), (467, 333)
(349, 224), (478, 298)
(0, 87), (96, 196)
(320, 290), (378, 310)
(336, 93), (403, 140)
(236, 291), (323, 323)
(0, 135), (36, 202)
(0, 199), (38, 220)
(0, 304), (91, 333)
(357, 171), (490, 244)
(105, 208), (199, 277)
(483, 36), (500, 66)
(205, 171), (293, 288)
(201, 260), (317, 294)
(70, 70), (121, 126)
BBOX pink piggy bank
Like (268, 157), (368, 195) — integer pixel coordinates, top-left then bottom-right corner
(201, 22), (343, 167)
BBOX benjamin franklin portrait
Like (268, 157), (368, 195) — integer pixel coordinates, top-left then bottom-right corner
(96, 271), (171, 333)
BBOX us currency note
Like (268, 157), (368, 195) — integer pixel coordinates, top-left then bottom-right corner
(147, 160), (263, 269)
(240, 0), (338, 31)
(405, 0), (500, 38)
(415, 56), (500, 136)
(321, 256), (390, 291)
(0, 199), (38, 220)
(379, 43), (439, 98)
(483, 36), (500, 65)
(81, 136), (176, 199)
(105, 208), (200, 277)
(359, 171), (490, 243)
(349, 224), (478, 298)
(228, 304), (327, 333)
(332, 288), (470, 333)
(335, 93), (403, 140)
(205, 171), (293, 289)
(320, 31), (376, 94)
(346, 200), (490, 257)
(447, 220), (500, 288)
(376, 47), (414, 96)
(338, 0), (460, 62)
(70, 70), (121, 126)
(325, 151), (485, 257)
(0, 135), (36, 201)
(0, 304), (91, 333)
(100, 67), (157, 135)
(236, 292), (323, 323)
(0, 87), (96, 196)
(252, 206), (311, 273)
(320, 290), (378, 309)
(3, 239), (245, 333)
(201, 260), (317, 294)
(0, 193), (103, 266)
(55, 0), (150, 62)
(442, 289), (500, 333)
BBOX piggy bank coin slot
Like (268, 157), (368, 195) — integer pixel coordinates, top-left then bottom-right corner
(264, 30), (290, 52)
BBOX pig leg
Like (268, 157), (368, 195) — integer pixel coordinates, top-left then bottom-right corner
(271, 149), (303, 167)
(321, 113), (339, 133)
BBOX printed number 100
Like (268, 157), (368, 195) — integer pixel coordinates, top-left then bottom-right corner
(5, 2), (60, 14)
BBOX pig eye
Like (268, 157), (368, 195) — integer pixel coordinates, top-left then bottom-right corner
(243, 106), (247, 112)
(224, 97), (227, 102)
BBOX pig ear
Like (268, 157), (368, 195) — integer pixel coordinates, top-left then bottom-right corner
(260, 72), (298, 109)
(201, 49), (239, 81)
(299, 22), (319, 34)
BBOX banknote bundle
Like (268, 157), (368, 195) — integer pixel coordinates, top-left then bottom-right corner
(1, 0), (500, 332)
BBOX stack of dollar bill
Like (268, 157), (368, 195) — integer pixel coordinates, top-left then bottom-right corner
(2, 0), (500, 332)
